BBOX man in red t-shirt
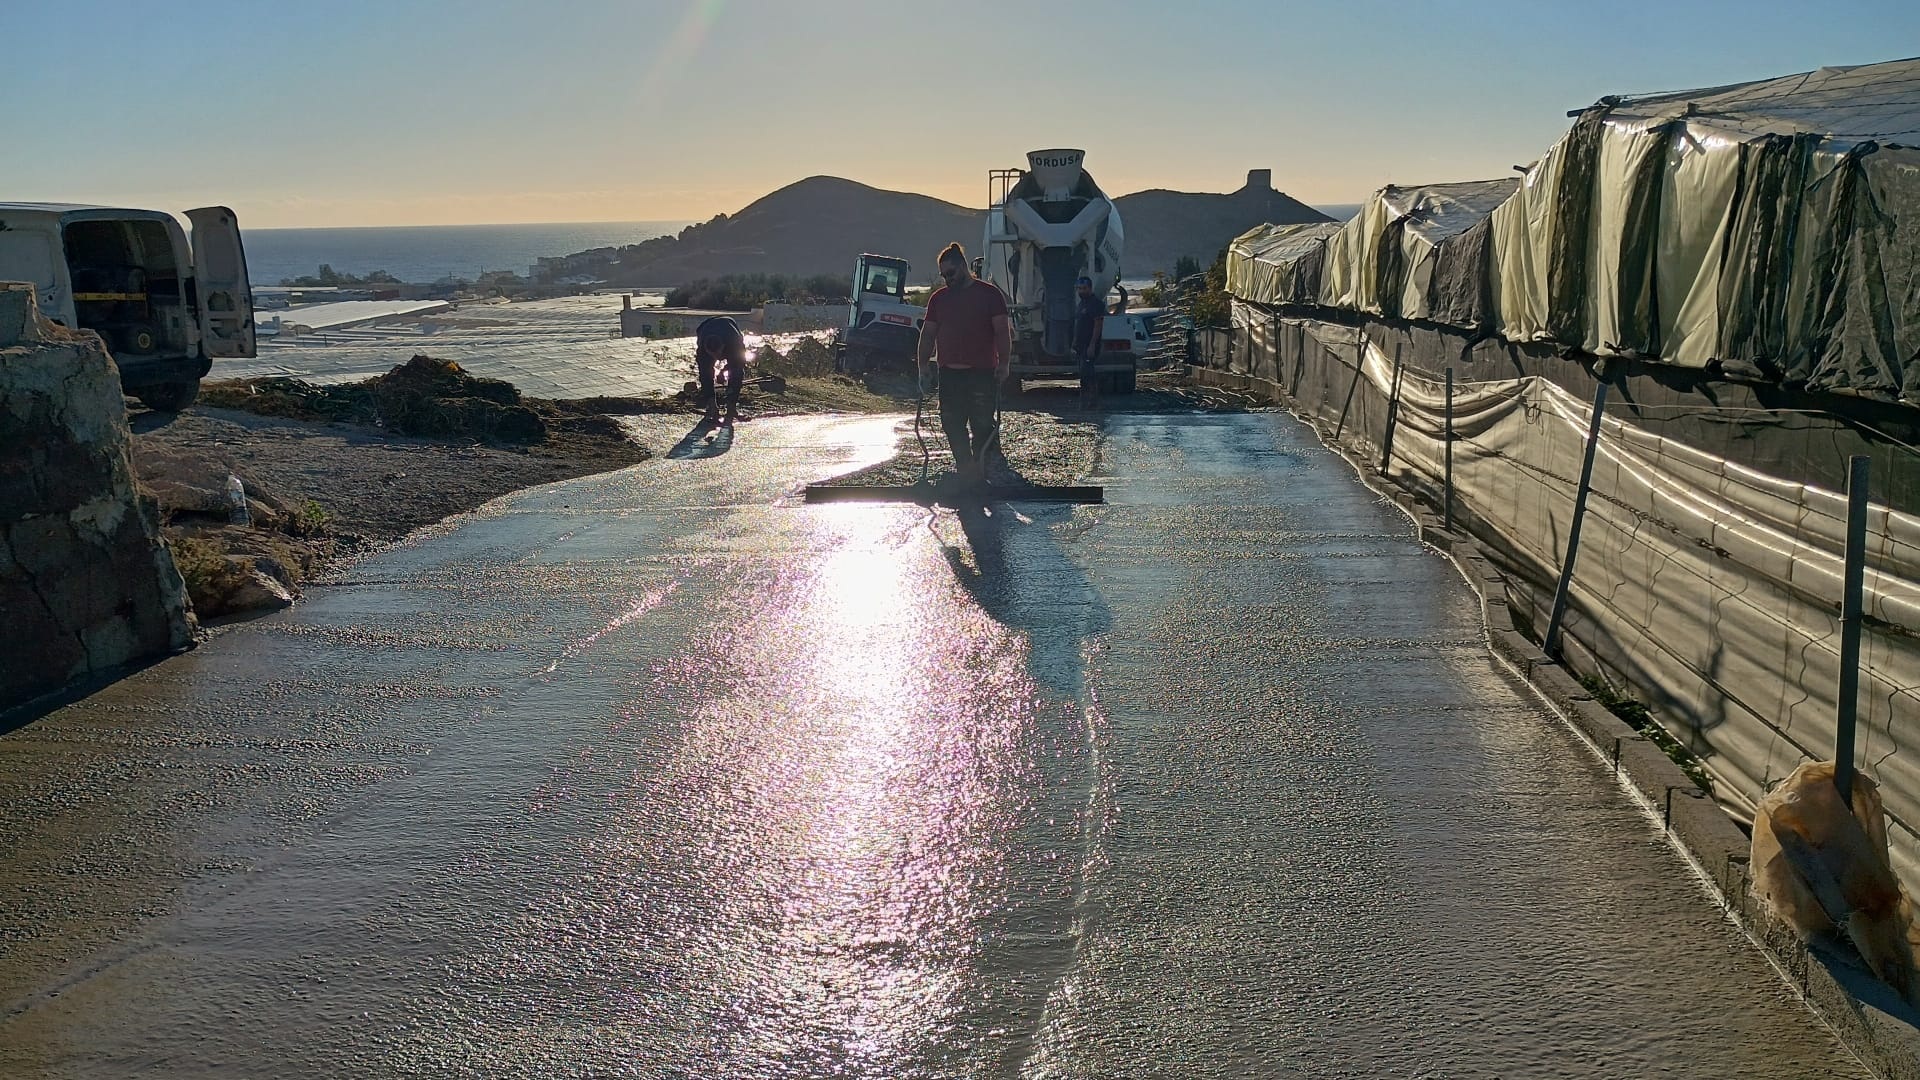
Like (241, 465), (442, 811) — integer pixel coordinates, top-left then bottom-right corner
(917, 242), (1011, 486)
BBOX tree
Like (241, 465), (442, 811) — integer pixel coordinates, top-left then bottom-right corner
(1173, 255), (1202, 282)
(1185, 248), (1232, 327)
(1139, 271), (1170, 307)
(278, 264), (404, 288)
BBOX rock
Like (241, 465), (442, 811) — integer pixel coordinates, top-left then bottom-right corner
(135, 447), (289, 528)
(249, 554), (296, 591)
(1, 282), (195, 708)
(226, 567), (294, 614)
(177, 552), (292, 619)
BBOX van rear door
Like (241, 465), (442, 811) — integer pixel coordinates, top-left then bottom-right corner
(0, 226), (61, 317)
(185, 206), (255, 358)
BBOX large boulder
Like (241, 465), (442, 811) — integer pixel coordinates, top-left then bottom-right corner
(0, 283), (195, 709)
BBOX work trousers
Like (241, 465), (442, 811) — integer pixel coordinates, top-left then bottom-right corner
(937, 367), (998, 466)
(698, 349), (742, 412)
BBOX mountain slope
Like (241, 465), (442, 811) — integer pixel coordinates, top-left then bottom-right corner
(619, 177), (984, 284)
(1117, 171), (1332, 272)
(592, 170), (1326, 285)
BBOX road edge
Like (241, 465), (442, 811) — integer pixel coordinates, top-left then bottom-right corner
(1188, 365), (1920, 1080)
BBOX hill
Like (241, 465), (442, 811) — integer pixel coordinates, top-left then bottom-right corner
(597, 177), (985, 286)
(551, 169), (1328, 287)
(1116, 170), (1331, 272)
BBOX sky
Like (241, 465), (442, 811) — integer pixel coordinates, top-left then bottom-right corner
(3, 0), (1916, 228)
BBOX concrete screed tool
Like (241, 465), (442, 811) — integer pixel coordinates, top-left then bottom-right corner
(802, 373), (1103, 506)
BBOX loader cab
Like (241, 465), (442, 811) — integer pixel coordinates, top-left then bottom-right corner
(0, 202), (255, 411)
(856, 255), (907, 302)
(835, 253), (925, 374)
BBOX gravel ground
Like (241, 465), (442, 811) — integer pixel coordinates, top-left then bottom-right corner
(130, 406), (649, 549)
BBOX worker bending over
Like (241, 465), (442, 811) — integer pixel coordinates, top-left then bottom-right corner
(694, 315), (747, 424)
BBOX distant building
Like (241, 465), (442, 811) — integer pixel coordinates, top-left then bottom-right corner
(618, 294), (753, 338)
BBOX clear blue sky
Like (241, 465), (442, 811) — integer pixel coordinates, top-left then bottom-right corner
(3, 0), (1914, 227)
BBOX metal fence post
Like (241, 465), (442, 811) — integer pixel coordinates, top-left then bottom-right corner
(1836, 454), (1871, 807)
(1333, 335), (1367, 440)
(1444, 366), (1455, 531)
(1544, 375), (1611, 658)
(1378, 344), (1406, 474)
(1270, 310), (1280, 387)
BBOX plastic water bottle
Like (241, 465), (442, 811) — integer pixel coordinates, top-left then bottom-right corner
(226, 474), (251, 526)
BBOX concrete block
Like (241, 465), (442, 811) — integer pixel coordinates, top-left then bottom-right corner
(1564, 698), (1641, 749)
(1482, 595), (1514, 631)
(1663, 786), (1749, 866)
(1614, 739), (1696, 807)
(1529, 662), (1591, 709)
(1488, 628), (1533, 665)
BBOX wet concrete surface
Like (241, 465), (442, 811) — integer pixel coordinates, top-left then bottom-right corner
(0, 411), (1867, 1077)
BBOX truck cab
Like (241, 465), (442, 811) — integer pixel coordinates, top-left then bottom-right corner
(834, 253), (925, 375)
(0, 203), (255, 411)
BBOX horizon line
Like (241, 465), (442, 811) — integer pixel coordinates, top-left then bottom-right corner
(248, 202), (1367, 232)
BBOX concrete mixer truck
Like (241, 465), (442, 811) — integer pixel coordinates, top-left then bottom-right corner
(980, 149), (1136, 394)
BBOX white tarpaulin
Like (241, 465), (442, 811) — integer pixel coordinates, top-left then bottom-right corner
(1226, 222), (1342, 307)
(1233, 56), (1920, 403)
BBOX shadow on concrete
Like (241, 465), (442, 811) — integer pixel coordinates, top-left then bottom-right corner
(939, 500), (1110, 701)
(665, 419), (734, 460)
(1810, 937), (1920, 1031)
(0, 652), (175, 737)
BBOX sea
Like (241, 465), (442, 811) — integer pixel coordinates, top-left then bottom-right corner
(1313, 203), (1362, 222)
(244, 221), (693, 286)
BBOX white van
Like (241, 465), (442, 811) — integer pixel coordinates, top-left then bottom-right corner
(0, 203), (255, 411)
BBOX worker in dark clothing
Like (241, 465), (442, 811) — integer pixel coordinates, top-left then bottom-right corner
(1072, 275), (1104, 410)
(917, 242), (1010, 487)
(695, 315), (747, 424)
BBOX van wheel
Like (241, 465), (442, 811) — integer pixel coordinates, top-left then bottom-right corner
(136, 381), (200, 412)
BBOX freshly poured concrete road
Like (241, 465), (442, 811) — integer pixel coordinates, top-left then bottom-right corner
(0, 412), (1865, 1077)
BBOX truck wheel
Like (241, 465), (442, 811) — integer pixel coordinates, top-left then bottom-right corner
(1119, 368), (1137, 394)
(136, 381), (200, 412)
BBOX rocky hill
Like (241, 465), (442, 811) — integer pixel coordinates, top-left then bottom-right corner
(603, 177), (985, 286)
(1116, 170), (1331, 272)
(560, 169), (1327, 286)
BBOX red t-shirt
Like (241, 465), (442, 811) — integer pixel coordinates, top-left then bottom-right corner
(925, 279), (1007, 369)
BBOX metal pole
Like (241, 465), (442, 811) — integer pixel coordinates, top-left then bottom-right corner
(1378, 344), (1406, 474)
(1270, 310), (1281, 388)
(1336, 336), (1367, 438)
(1835, 454), (1871, 808)
(1544, 376), (1611, 658)
(1444, 366), (1455, 531)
